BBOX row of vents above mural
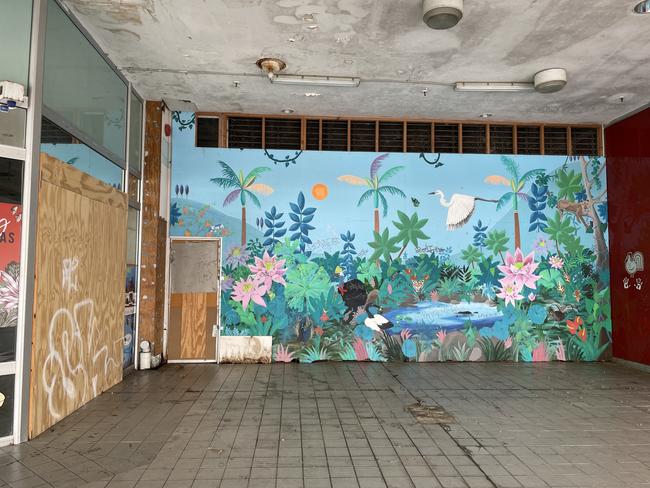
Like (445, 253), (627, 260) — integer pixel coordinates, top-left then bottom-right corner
(195, 115), (601, 155)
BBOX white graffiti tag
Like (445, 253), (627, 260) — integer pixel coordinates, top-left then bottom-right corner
(42, 299), (118, 420)
(62, 258), (79, 294)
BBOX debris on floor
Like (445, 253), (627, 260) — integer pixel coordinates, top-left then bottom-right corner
(407, 400), (455, 424)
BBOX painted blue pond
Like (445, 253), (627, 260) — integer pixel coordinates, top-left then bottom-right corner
(383, 301), (503, 339)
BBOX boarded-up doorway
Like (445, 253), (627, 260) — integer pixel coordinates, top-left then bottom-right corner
(29, 154), (127, 438)
(168, 238), (221, 362)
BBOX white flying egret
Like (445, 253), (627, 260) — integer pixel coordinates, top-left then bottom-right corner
(429, 190), (498, 230)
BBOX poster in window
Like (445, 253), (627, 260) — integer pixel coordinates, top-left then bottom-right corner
(0, 203), (21, 363)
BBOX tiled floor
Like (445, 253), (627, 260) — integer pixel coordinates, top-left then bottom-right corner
(2, 362), (650, 488)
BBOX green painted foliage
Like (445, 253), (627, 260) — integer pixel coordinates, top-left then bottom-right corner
(285, 262), (331, 313)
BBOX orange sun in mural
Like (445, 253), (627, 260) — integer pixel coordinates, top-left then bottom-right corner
(311, 183), (329, 201)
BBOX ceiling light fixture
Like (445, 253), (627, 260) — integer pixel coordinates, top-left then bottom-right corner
(281, 108), (295, 114)
(533, 68), (567, 93)
(479, 113), (493, 118)
(455, 68), (568, 94)
(256, 57), (287, 80)
(272, 74), (360, 87)
(304, 92), (321, 97)
(634, 0), (650, 13)
(423, 0), (463, 29)
(455, 82), (535, 92)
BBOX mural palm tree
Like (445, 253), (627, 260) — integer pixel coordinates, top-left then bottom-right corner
(210, 161), (273, 246)
(338, 154), (406, 233)
(485, 156), (543, 251)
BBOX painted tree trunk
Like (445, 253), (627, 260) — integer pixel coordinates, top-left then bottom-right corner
(513, 211), (521, 250)
(241, 205), (247, 246)
(579, 157), (609, 271)
(374, 208), (380, 233)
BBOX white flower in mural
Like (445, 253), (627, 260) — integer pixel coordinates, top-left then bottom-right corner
(0, 270), (19, 313)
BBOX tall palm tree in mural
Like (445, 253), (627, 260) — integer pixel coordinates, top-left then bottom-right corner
(338, 154), (406, 233)
(210, 161), (273, 246)
(485, 157), (543, 251)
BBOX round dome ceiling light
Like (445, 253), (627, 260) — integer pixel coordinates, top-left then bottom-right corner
(533, 68), (568, 94)
(634, 0), (650, 13)
(423, 0), (463, 30)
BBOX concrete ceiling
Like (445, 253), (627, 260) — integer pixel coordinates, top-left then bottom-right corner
(60, 0), (650, 124)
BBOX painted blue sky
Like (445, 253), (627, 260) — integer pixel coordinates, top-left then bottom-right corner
(172, 116), (605, 258)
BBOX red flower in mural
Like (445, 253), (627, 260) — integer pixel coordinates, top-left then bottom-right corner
(314, 327), (324, 336)
(566, 316), (583, 335)
(260, 315), (268, 323)
(577, 328), (587, 342)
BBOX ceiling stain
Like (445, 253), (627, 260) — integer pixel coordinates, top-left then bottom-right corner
(65, 0), (157, 25)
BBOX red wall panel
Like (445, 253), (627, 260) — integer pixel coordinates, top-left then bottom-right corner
(606, 107), (650, 365)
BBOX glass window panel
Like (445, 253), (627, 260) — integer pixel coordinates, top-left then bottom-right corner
(0, 374), (14, 437)
(124, 207), (139, 369)
(41, 118), (123, 189)
(129, 94), (143, 173)
(0, 109), (27, 148)
(43, 0), (127, 160)
(0, 157), (22, 364)
(128, 173), (140, 205)
(126, 207), (139, 267)
(0, 1), (32, 87)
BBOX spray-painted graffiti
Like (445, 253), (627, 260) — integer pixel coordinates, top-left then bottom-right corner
(61, 257), (79, 294)
(41, 259), (119, 419)
(42, 299), (119, 419)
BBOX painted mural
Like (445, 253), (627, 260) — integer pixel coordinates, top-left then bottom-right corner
(0, 202), (21, 363)
(171, 113), (611, 363)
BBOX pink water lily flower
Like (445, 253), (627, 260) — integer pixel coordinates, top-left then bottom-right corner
(528, 293), (536, 301)
(498, 249), (540, 290)
(496, 280), (524, 307)
(248, 251), (287, 292)
(231, 276), (267, 310)
(549, 255), (564, 270)
(0, 271), (19, 311)
(503, 337), (513, 349)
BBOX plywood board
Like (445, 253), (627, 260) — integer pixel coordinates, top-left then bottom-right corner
(29, 156), (127, 438)
(220, 337), (272, 364)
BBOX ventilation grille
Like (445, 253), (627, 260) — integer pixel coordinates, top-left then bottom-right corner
(434, 123), (459, 153)
(350, 121), (376, 152)
(305, 119), (320, 150)
(571, 127), (599, 155)
(321, 120), (348, 151)
(544, 126), (568, 155)
(378, 122), (404, 152)
(228, 117), (262, 149)
(208, 114), (601, 155)
(196, 117), (219, 148)
(517, 126), (541, 155)
(406, 122), (432, 153)
(462, 124), (487, 153)
(265, 118), (301, 150)
(490, 125), (514, 154)
(42, 117), (76, 144)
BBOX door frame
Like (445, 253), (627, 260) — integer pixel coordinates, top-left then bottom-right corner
(165, 236), (222, 363)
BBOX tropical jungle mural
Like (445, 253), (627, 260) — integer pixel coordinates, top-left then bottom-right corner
(171, 112), (611, 363)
